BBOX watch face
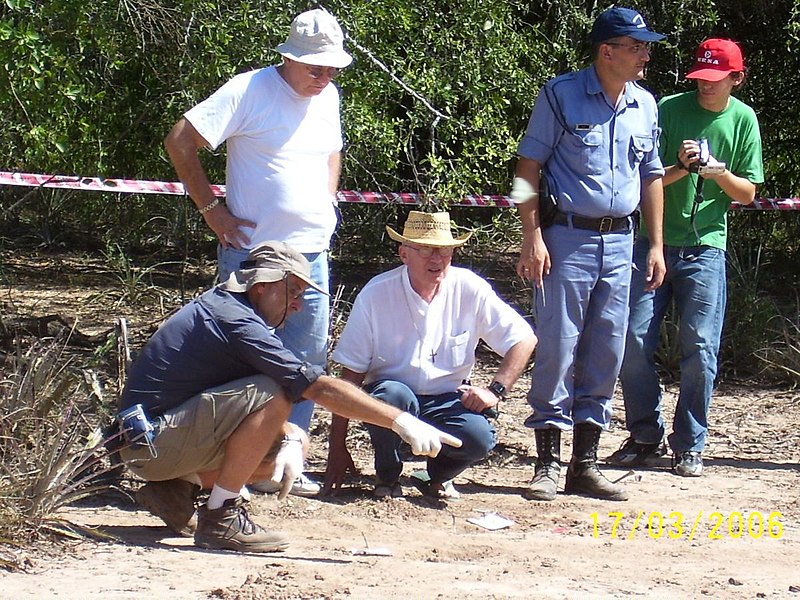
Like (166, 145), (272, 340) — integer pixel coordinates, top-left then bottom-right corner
(489, 382), (506, 398)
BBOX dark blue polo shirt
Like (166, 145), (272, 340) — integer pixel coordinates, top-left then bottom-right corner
(119, 286), (322, 415)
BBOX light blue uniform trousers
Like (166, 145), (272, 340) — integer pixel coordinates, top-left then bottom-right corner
(525, 223), (634, 431)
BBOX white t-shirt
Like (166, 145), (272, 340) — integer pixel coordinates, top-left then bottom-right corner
(333, 265), (534, 395)
(185, 66), (342, 252)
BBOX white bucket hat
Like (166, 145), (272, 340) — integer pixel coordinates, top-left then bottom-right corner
(275, 9), (353, 69)
(386, 211), (473, 248)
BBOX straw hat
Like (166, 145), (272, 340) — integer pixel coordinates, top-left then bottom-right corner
(385, 211), (472, 248)
(219, 241), (328, 295)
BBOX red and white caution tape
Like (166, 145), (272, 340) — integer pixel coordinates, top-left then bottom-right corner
(335, 189), (512, 207)
(0, 171), (222, 197)
(2, 170), (799, 211)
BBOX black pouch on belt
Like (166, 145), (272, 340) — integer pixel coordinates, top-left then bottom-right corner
(539, 172), (558, 229)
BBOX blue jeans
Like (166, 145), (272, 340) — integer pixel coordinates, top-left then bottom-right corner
(362, 380), (496, 484)
(620, 238), (726, 453)
(526, 224), (634, 431)
(218, 246), (329, 432)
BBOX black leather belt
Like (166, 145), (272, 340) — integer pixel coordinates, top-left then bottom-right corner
(552, 211), (632, 233)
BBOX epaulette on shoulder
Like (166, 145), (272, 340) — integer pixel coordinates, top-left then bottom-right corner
(546, 73), (578, 99)
(550, 71), (578, 86)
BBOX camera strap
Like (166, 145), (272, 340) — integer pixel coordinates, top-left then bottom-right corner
(680, 175), (705, 260)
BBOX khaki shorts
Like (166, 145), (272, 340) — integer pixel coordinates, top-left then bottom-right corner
(121, 374), (281, 481)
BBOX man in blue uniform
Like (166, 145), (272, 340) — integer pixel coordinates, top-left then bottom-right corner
(511, 7), (667, 501)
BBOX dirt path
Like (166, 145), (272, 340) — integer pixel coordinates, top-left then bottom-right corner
(1, 252), (799, 599)
(1, 383), (798, 600)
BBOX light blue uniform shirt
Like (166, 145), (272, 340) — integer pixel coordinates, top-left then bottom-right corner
(518, 65), (664, 219)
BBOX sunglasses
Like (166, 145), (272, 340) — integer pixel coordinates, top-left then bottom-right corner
(305, 64), (341, 80)
(605, 41), (652, 54)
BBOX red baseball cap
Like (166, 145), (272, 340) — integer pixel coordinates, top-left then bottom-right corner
(686, 39), (745, 81)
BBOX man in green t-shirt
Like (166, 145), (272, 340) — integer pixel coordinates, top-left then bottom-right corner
(611, 39), (763, 476)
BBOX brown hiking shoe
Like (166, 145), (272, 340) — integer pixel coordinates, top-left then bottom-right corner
(194, 497), (289, 553)
(565, 423), (628, 501)
(135, 479), (199, 537)
(524, 428), (562, 501)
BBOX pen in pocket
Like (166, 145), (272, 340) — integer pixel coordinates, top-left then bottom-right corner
(539, 278), (546, 308)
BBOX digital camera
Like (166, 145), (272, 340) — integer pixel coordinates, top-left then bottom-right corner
(117, 403), (156, 452)
(690, 138), (726, 175)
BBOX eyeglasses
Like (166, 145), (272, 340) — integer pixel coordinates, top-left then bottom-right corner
(606, 41), (652, 54)
(405, 245), (455, 258)
(280, 274), (306, 301)
(305, 65), (341, 80)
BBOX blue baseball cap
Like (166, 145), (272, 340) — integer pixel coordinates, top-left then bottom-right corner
(590, 7), (665, 44)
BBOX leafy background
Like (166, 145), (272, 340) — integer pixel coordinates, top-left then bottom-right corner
(1, 0), (800, 382)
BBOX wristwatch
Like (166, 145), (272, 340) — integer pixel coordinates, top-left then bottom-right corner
(487, 381), (507, 400)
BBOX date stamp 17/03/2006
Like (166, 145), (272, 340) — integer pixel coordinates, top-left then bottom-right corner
(589, 511), (784, 541)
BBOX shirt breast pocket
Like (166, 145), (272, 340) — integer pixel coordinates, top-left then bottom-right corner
(442, 331), (470, 369)
(630, 135), (654, 168)
(569, 127), (604, 175)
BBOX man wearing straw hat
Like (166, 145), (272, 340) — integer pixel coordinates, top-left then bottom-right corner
(164, 8), (353, 496)
(119, 241), (461, 552)
(323, 211), (537, 499)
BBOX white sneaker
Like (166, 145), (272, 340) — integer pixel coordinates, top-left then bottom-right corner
(250, 473), (321, 497)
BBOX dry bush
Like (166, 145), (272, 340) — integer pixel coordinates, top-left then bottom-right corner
(0, 339), (118, 569)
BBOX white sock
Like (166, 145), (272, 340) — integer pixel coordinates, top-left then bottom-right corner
(207, 484), (240, 510)
(239, 485), (251, 501)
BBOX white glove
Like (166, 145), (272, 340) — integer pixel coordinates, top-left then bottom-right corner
(270, 435), (304, 500)
(391, 412), (463, 458)
(510, 176), (538, 204)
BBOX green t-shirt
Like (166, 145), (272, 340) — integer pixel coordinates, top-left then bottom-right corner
(648, 91), (763, 250)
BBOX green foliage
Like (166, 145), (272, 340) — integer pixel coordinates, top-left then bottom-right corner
(723, 241), (780, 377)
(1, 0), (799, 201)
(756, 301), (800, 386)
(333, 0), (594, 199)
(2, 0), (800, 382)
(98, 242), (181, 307)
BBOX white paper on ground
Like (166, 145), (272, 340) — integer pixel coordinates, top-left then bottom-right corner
(467, 512), (514, 531)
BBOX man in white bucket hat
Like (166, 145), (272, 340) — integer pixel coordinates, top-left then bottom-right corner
(322, 212), (537, 499)
(164, 8), (352, 497)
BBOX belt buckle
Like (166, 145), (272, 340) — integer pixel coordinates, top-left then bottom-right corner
(598, 216), (614, 233)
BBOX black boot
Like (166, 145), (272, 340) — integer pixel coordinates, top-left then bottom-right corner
(565, 424), (628, 501)
(524, 428), (561, 501)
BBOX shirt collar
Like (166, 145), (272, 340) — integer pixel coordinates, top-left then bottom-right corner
(585, 65), (640, 110)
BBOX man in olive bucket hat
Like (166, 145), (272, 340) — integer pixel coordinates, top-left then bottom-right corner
(323, 212), (537, 499)
(118, 241), (461, 552)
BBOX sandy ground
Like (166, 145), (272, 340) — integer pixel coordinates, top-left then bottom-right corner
(1, 381), (798, 600)
(1, 252), (799, 599)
